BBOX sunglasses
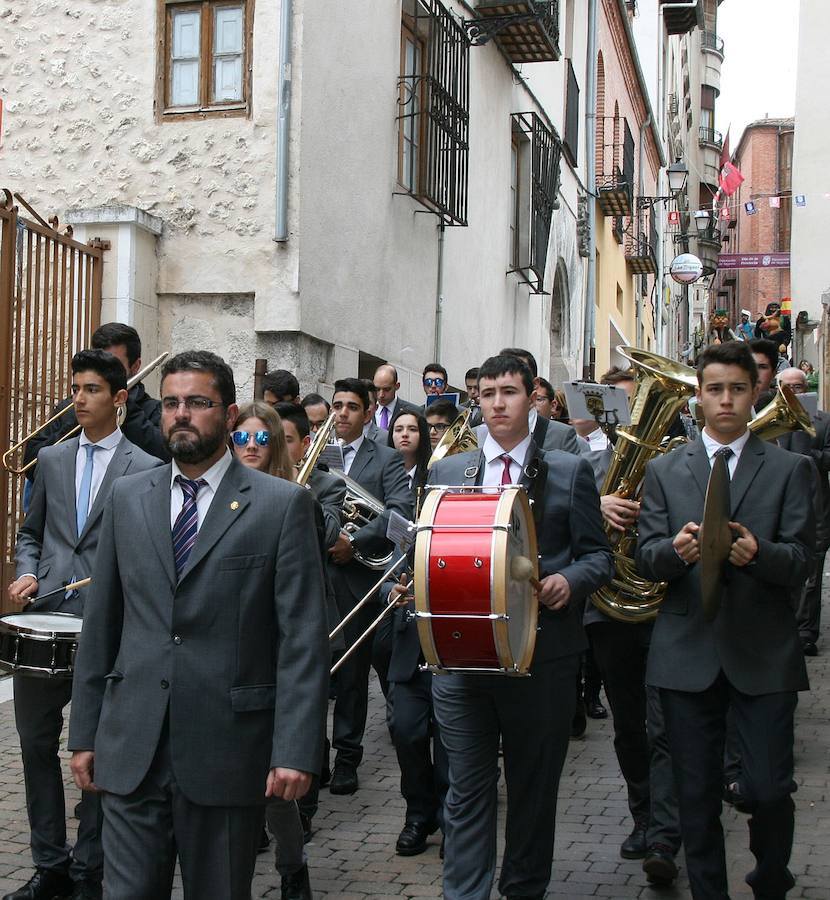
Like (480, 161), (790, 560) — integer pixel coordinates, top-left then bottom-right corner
(423, 377), (446, 388)
(231, 430), (270, 447)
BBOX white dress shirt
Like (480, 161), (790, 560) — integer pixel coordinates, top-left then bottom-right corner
(586, 427), (611, 452)
(76, 428), (123, 517)
(700, 427), (751, 479)
(406, 464), (417, 490)
(481, 433), (532, 487)
(341, 435), (365, 476)
(170, 448), (233, 531)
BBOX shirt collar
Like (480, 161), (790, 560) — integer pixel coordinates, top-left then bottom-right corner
(587, 427), (610, 451)
(344, 434), (365, 455)
(482, 432), (532, 468)
(171, 447), (233, 492)
(79, 428), (122, 451)
(528, 408), (538, 431)
(700, 427), (751, 461)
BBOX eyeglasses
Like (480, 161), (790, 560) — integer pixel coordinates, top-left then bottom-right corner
(423, 377), (446, 388)
(162, 396), (225, 412)
(427, 422), (450, 433)
(231, 430), (270, 447)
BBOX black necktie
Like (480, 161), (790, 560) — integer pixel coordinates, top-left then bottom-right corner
(714, 446), (733, 481)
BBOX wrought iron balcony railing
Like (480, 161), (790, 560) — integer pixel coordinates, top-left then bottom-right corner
(625, 207), (658, 275)
(698, 126), (723, 150)
(701, 31), (725, 56)
(596, 116), (635, 217)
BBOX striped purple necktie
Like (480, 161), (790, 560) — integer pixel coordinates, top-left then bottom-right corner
(172, 476), (207, 578)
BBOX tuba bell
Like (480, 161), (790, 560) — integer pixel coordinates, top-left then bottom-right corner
(748, 382), (816, 442)
(427, 408), (478, 470)
(590, 348), (698, 624)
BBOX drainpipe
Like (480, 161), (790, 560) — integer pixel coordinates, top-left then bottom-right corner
(434, 224), (445, 362)
(582, 0), (598, 381)
(637, 114), (651, 349)
(274, 0), (293, 242)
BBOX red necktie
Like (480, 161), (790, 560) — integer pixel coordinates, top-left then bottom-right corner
(500, 454), (513, 485)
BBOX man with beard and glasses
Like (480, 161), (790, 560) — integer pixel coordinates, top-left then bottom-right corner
(68, 351), (329, 900)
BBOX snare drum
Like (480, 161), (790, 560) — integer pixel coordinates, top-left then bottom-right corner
(0, 612), (83, 678)
(414, 486), (539, 675)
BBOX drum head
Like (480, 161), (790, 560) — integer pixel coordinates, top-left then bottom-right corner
(0, 613), (83, 636)
(491, 488), (539, 674)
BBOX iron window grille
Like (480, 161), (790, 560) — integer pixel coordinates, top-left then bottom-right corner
(508, 112), (562, 294)
(397, 0), (470, 227)
(596, 115), (635, 217)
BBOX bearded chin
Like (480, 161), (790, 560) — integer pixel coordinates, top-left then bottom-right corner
(165, 428), (225, 464)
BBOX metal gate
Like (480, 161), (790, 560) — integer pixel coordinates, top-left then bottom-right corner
(0, 190), (104, 610)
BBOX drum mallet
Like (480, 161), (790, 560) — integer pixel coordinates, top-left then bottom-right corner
(27, 577), (91, 605)
(510, 556), (543, 591)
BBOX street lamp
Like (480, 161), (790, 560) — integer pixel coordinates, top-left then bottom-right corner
(666, 161), (689, 196)
(693, 209), (712, 235)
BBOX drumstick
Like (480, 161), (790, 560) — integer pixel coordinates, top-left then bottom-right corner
(26, 577), (92, 605)
(510, 556), (542, 591)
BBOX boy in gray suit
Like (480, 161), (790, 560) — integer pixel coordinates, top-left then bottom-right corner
(6, 350), (161, 900)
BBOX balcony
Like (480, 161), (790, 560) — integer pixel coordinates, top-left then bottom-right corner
(625, 207), (658, 275)
(467, 1), (560, 63)
(660, 0), (702, 35)
(696, 224), (722, 276)
(701, 31), (725, 59)
(596, 116), (635, 217)
(699, 127), (723, 151)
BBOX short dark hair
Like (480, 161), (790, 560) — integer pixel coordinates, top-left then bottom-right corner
(422, 362), (448, 382)
(274, 401), (311, 440)
(536, 376), (554, 398)
(91, 322), (142, 366)
(697, 341), (758, 387)
(361, 378), (378, 400)
(499, 347), (537, 377)
(333, 377), (370, 411)
(464, 366), (479, 381)
(161, 350), (236, 406)
(301, 392), (330, 412)
(72, 349), (128, 394)
(479, 354), (534, 395)
(748, 338), (778, 374)
(425, 398), (459, 421)
(601, 366), (636, 386)
(262, 369), (299, 401)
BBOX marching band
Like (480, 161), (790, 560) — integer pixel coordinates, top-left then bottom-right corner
(0, 324), (826, 900)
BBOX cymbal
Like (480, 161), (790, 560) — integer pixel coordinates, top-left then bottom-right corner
(699, 454), (733, 622)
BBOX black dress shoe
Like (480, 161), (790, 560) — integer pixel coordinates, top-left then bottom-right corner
(281, 863), (312, 900)
(69, 883), (102, 900)
(620, 822), (648, 859)
(586, 699), (608, 719)
(329, 762), (358, 795)
(803, 640), (818, 657)
(642, 845), (678, 886)
(3, 869), (73, 900)
(395, 820), (438, 856)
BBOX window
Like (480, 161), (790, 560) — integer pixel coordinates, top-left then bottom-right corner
(396, 0), (470, 226)
(700, 85), (716, 131)
(563, 59), (580, 166)
(159, 0), (252, 118)
(509, 135), (522, 267)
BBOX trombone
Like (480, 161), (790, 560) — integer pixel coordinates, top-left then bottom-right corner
(3, 352), (169, 476)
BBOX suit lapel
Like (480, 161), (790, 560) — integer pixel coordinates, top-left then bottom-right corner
(179, 460), (251, 581)
(532, 415), (548, 447)
(141, 466), (176, 588)
(683, 439), (711, 501)
(78, 439), (132, 543)
(729, 433), (765, 516)
(348, 438), (373, 484)
(60, 439), (80, 539)
(466, 451), (486, 486)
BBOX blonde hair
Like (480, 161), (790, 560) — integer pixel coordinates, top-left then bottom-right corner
(232, 400), (295, 482)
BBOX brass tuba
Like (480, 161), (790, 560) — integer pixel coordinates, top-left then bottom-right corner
(427, 408), (478, 470)
(748, 382), (816, 442)
(590, 348), (698, 623)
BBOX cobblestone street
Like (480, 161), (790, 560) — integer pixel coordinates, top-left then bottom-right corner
(0, 584), (827, 899)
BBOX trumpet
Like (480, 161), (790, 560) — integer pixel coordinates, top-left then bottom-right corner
(3, 352), (169, 475)
(296, 411), (336, 486)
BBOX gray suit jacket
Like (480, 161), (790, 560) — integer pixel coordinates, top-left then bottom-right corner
(15, 436), (161, 615)
(636, 433), (813, 695)
(330, 438), (413, 601)
(389, 397), (420, 419)
(309, 467), (347, 549)
(475, 417), (580, 456)
(428, 443), (613, 663)
(68, 457), (330, 806)
(778, 409), (830, 546)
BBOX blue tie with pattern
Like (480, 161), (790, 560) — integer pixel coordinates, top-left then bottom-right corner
(76, 444), (99, 537)
(172, 476), (207, 578)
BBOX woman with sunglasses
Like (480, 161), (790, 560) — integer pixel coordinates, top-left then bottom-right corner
(230, 400), (314, 900)
(387, 409), (431, 498)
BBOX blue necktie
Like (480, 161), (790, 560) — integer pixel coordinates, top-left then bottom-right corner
(172, 476), (207, 578)
(76, 444), (99, 537)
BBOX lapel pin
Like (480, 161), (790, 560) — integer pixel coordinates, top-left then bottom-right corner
(230, 501), (240, 511)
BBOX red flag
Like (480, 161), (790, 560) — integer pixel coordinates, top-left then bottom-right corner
(720, 128), (731, 170)
(718, 127), (745, 196)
